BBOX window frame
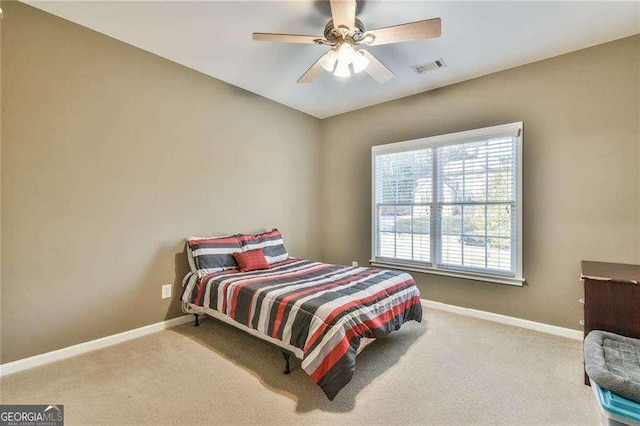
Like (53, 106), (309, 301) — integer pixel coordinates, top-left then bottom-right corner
(370, 122), (524, 286)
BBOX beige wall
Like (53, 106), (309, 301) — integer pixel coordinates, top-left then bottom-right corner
(321, 35), (640, 330)
(0, 2), (322, 363)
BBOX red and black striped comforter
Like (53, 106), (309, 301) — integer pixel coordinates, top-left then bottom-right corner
(182, 258), (422, 400)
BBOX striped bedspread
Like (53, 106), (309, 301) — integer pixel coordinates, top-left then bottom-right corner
(181, 258), (422, 400)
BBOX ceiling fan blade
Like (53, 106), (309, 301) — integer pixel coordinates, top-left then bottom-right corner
(297, 54), (328, 84)
(366, 18), (441, 46)
(360, 50), (394, 83)
(252, 33), (324, 44)
(330, 0), (356, 31)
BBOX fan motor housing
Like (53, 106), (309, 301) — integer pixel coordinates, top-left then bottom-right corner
(324, 18), (366, 43)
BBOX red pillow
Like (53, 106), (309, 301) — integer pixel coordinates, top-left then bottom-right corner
(233, 248), (270, 272)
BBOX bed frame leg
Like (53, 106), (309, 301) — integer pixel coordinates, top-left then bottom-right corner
(193, 314), (199, 327)
(283, 352), (291, 375)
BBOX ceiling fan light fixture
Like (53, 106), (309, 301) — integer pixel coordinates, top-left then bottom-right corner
(253, 0), (441, 84)
(352, 50), (370, 73)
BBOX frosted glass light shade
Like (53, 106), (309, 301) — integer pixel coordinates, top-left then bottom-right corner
(319, 49), (338, 72)
(336, 43), (356, 65)
(352, 50), (370, 73)
(334, 58), (351, 78)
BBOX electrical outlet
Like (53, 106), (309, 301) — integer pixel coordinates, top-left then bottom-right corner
(352, 261), (358, 267)
(161, 284), (172, 299)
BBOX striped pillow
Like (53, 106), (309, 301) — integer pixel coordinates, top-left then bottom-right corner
(238, 229), (288, 265)
(186, 234), (242, 277)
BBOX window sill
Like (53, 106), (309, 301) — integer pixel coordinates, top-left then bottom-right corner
(370, 260), (525, 287)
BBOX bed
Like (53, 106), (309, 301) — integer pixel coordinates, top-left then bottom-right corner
(181, 230), (423, 400)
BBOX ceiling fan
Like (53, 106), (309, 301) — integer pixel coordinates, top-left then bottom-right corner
(252, 0), (441, 84)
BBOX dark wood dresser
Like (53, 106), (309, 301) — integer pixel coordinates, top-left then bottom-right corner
(581, 260), (640, 384)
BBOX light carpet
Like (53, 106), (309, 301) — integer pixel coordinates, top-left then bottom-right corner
(0, 308), (601, 425)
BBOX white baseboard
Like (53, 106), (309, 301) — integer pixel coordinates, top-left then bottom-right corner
(422, 299), (583, 340)
(0, 314), (194, 377)
(1, 301), (583, 378)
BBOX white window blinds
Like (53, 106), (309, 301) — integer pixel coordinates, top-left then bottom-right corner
(374, 149), (433, 263)
(371, 122), (523, 286)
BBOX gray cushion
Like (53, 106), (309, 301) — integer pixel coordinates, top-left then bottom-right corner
(585, 330), (640, 403)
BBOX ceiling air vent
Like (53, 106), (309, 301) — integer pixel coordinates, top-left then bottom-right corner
(411, 58), (447, 74)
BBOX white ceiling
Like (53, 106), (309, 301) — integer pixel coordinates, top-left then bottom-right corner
(24, 1), (640, 118)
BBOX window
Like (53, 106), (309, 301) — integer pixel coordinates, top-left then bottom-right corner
(371, 122), (523, 286)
